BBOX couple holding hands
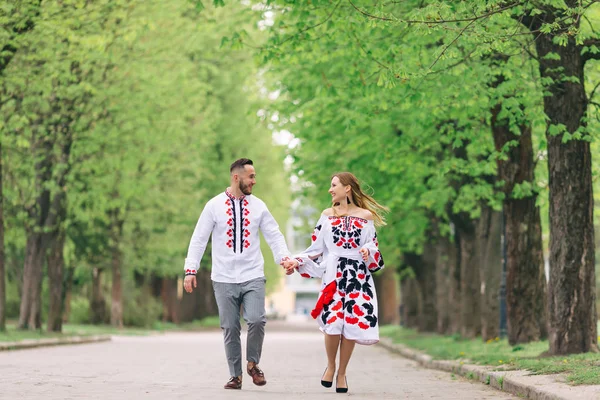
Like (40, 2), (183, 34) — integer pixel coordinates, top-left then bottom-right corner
(183, 158), (386, 393)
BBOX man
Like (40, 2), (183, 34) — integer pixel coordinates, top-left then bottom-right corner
(183, 158), (290, 390)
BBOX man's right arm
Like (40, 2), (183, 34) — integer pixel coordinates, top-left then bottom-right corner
(184, 202), (215, 276)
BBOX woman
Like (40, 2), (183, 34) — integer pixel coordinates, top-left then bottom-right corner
(284, 172), (387, 393)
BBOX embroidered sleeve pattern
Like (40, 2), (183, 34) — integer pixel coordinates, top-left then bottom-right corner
(363, 228), (384, 273)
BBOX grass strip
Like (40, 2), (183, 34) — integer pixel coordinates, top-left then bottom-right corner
(380, 325), (600, 385)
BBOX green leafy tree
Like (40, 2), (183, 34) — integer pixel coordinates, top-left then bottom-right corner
(0, 0), (43, 332)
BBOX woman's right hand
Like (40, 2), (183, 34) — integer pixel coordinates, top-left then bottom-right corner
(359, 247), (369, 261)
(282, 259), (298, 275)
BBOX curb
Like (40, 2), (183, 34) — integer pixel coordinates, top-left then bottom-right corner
(378, 337), (599, 400)
(0, 335), (111, 352)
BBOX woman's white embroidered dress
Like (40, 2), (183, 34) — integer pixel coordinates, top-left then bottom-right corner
(294, 213), (385, 345)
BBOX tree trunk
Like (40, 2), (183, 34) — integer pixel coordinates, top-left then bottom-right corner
(534, 35), (597, 354)
(110, 212), (124, 328)
(504, 192), (547, 344)
(18, 132), (50, 331)
(434, 238), (450, 335)
(110, 246), (123, 328)
(140, 275), (154, 317)
(400, 277), (419, 329)
(436, 230), (459, 335)
(448, 232), (461, 335)
(454, 214), (481, 339)
(46, 181), (67, 332)
(18, 234), (45, 329)
(178, 269), (219, 322)
(18, 146), (52, 330)
(90, 268), (107, 324)
(18, 121), (69, 330)
(62, 266), (74, 323)
(0, 142), (5, 331)
(490, 58), (548, 345)
(373, 266), (399, 325)
(196, 268), (218, 319)
(477, 206), (502, 342)
(400, 252), (423, 329)
(161, 277), (179, 323)
(178, 287), (196, 323)
(47, 231), (65, 332)
(416, 240), (437, 332)
(1, 1), (42, 331)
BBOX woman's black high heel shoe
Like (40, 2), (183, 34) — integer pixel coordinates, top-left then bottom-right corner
(321, 367), (333, 388)
(336, 376), (348, 393)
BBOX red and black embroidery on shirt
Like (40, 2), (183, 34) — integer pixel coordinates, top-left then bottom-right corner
(329, 216), (365, 250)
(231, 199), (237, 252)
(226, 190), (249, 254)
(225, 198), (235, 250)
(240, 198), (250, 252)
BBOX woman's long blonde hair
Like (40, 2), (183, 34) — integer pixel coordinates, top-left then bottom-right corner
(331, 172), (389, 227)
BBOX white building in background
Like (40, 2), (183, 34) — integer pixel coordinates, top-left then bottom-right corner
(266, 201), (320, 320)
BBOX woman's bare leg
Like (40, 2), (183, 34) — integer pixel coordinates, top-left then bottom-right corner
(323, 333), (340, 381)
(336, 336), (356, 388)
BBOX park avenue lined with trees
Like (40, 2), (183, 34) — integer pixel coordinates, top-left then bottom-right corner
(0, 2), (599, 388)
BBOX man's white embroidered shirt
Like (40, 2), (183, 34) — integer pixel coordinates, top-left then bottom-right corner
(184, 190), (290, 283)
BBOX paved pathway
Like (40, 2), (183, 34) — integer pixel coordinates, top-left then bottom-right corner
(0, 322), (515, 399)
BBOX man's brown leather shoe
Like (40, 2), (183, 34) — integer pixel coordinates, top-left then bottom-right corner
(247, 364), (267, 386)
(224, 376), (242, 390)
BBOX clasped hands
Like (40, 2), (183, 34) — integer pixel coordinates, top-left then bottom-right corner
(280, 258), (298, 275)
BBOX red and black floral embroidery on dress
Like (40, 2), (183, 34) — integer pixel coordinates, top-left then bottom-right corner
(294, 213), (384, 345)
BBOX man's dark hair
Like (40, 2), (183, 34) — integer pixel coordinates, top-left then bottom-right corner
(230, 158), (253, 173)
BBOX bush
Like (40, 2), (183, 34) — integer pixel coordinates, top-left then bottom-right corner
(68, 296), (91, 324)
(122, 288), (163, 328)
(5, 281), (21, 319)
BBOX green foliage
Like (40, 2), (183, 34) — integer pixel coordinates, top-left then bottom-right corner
(247, 0), (548, 258)
(224, 0), (600, 277)
(68, 297), (92, 325)
(1, 0), (290, 325)
(122, 290), (162, 328)
(3, 280), (20, 320)
(2, 0), (598, 329)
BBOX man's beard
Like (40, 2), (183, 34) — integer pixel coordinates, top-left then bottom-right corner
(239, 181), (252, 195)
